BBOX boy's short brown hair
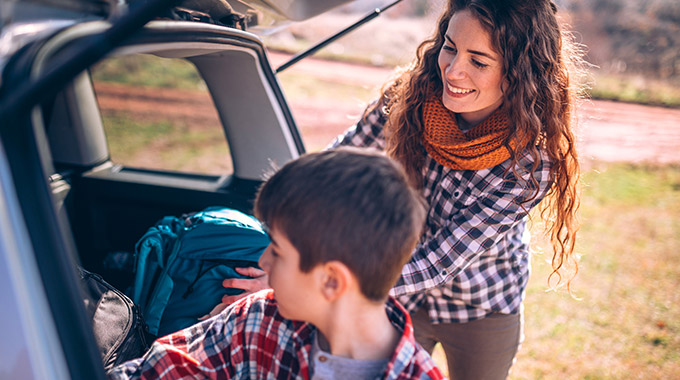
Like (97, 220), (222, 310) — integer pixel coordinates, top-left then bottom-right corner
(254, 147), (426, 301)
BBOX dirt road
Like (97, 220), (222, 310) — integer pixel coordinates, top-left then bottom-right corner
(96, 52), (680, 165)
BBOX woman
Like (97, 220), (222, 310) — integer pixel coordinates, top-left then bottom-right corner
(330, 0), (582, 377)
(221, 0), (582, 378)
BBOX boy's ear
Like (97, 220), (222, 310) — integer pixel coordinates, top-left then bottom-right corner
(319, 261), (352, 301)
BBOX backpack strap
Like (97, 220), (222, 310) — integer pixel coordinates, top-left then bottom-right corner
(132, 217), (182, 335)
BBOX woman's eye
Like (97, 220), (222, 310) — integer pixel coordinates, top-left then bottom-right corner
(472, 59), (488, 68)
(443, 45), (457, 53)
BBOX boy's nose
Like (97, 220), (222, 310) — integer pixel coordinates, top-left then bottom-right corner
(258, 245), (272, 274)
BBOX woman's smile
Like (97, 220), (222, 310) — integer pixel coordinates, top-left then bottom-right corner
(445, 83), (476, 96)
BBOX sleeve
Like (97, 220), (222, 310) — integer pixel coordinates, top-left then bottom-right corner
(391, 153), (553, 297)
(107, 295), (262, 380)
(326, 101), (387, 150)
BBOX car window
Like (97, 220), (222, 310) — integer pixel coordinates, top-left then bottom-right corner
(90, 54), (232, 176)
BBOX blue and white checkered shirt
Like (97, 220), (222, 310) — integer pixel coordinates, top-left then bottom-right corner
(330, 104), (553, 323)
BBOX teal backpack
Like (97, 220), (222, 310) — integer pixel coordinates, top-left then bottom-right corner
(131, 207), (269, 337)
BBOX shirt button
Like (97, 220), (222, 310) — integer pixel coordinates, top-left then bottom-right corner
(454, 191), (460, 197)
(318, 355), (328, 363)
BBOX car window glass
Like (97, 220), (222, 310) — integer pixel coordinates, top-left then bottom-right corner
(91, 54), (232, 176)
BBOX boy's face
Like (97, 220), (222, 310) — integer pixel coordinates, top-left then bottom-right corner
(258, 226), (322, 321)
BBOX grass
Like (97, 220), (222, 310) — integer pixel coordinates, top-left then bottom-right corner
(589, 73), (680, 108)
(260, 12), (434, 68)
(93, 54), (205, 90)
(505, 163), (680, 379)
(102, 112), (232, 175)
(261, 11), (680, 109)
(427, 164), (680, 379)
(270, 42), (680, 108)
(94, 54), (232, 175)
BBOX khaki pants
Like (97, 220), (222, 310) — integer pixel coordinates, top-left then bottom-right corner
(411, 308), (523, 380)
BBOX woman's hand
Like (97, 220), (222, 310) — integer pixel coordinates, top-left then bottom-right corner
(222, 267), (269, 304)
(198, 267), (269, 321)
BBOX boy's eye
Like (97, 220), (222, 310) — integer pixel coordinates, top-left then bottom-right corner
(270, 248), (280, 257)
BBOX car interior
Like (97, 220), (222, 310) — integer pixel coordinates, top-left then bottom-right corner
(32, 20), (304, 291)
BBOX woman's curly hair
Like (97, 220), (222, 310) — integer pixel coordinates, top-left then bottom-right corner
(374, 0), (585, 290)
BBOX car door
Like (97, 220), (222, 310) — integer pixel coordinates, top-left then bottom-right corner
(0, 137), (92, 380)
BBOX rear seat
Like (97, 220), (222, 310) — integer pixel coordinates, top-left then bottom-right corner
(50, 172), (72, 218)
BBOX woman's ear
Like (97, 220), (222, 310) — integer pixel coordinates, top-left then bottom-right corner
(319, 261), (352, 301)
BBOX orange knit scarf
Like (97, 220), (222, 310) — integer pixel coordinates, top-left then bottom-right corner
(422, 94), (514, 170)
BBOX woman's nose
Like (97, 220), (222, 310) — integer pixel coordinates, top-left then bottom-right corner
(445, 57), (466, 80)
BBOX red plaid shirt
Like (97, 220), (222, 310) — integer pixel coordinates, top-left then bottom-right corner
(108, 290), (443, 379)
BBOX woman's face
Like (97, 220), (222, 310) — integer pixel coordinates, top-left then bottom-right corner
(438, 9), (505, 126)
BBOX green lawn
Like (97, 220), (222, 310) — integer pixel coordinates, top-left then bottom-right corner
(93, 55), (205, 90)
(102, 112), (232, 175)
(432, 164), (680, 379)
(589, 73), (680, 108)
(511, 164), (679, 379)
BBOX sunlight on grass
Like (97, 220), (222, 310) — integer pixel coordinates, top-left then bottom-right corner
(590, 73), (680, 108)
(92, 55), (205, 90)
(428, 164), (680, 379)
(431, 344), (449, 378)
(102, 112), (232, 175)
(503, 164), (680, 379)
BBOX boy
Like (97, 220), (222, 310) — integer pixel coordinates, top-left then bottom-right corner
(108, 148), (443, 379)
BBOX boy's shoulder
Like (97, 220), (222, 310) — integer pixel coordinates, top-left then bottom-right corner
(227, 294), (444, 380)
(228, 289), (282, 319)
(381, 298), (446, 380)
(228, 288), (278, 316)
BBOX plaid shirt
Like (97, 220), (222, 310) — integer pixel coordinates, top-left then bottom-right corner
(108, 290), (443, 380)
(330, 104), (553, 323)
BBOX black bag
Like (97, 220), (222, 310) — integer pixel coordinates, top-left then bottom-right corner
(79, 267), (149, 371)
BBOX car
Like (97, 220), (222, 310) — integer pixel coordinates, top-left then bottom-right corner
(0, 0), (358, 378)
